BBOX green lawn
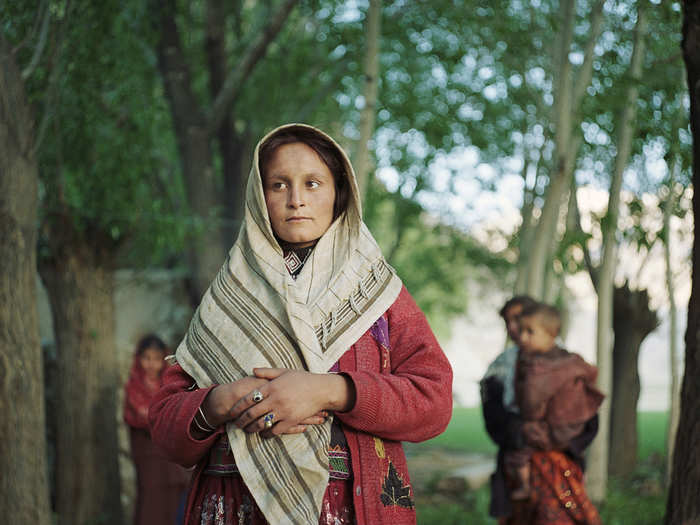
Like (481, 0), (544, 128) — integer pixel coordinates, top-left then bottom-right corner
(411, 406), (668, 460)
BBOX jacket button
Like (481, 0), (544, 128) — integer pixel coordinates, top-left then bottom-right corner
(356, 486), (362, 496)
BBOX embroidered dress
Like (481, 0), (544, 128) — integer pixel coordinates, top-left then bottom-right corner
(501, 451), (601, 525)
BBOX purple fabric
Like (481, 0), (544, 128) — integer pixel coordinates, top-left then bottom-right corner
(370, 316), (390, 349)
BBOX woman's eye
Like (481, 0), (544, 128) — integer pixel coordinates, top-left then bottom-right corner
(308, 180), (320, 189)
(272, 181), (287, 190)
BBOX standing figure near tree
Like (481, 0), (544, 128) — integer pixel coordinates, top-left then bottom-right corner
(148, 124), (453, 525)
(481, 299), (603, 524)
(124, 334), (190, 525)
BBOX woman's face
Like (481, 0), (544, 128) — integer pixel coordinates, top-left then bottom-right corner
(263, 142), (337, 248)
(139, 347), (165, 380)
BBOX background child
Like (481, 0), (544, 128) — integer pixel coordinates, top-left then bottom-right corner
(504, 303), (603, 518)
(124, 334), (190, 525)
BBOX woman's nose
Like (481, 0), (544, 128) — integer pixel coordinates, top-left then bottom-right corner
(287, 186), (305, 208)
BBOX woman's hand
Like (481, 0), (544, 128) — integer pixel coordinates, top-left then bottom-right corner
(202, 376), (269, 428)
(229, 368), (355, 436)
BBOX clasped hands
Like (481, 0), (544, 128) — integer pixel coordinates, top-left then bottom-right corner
(201, 368), (354, 437)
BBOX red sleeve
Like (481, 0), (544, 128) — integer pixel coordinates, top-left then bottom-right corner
(336, 286), (453, 442)
(148, 364), (224, 468)
(123, 387), (150, 430)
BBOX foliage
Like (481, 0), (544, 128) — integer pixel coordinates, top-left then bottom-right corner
(0, 0), (189, 266)
(364, 181), (509, 335)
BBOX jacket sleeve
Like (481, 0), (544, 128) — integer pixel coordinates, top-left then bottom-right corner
(335, 286), (453, 442)
(123, 387), (150, 430)
(480, 375), (525, 450)
(148, 364), (224, 468)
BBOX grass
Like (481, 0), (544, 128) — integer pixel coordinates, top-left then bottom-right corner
(411, 407), (669, 460)
(411, 406), (497, 454)
(411, 407), (670, 524)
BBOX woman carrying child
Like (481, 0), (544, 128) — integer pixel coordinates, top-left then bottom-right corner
(481, 301), (603, 525)
(148, 124), (453, 525)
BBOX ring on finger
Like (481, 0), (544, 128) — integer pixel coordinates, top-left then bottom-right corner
(263, 412), (275, 429)
(252, 390), (264, 403)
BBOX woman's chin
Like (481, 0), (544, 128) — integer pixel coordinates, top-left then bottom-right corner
(278, 236), (318, 249)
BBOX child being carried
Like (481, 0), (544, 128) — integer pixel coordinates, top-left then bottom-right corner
(505, 303), (604, 500)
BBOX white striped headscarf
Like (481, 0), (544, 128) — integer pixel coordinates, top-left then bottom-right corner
(174, 123), (403, 524)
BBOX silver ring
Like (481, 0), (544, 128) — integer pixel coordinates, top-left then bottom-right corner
(252, 390), (264, 403)
(263, 412), (275, 429)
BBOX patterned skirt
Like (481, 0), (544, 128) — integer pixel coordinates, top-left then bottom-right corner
(500, 450), (601, 525)
(190, 474), (354, 525)
(189, 436), (354, 525)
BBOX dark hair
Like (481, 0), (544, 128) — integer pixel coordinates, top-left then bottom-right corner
(135, 334), (168, 356)
(258, 127), (350, 220)
(519, 302), (561, 337)
(499, 295), (537, 319)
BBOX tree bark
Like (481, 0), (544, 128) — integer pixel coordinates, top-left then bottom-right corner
(0, 35), (52, 525)
(665, 2), (700, 522)
(39, 220), (123, 525)
(609, 284), (659, 478)
(664, 171), (680, 487)
(353, 0), (382, 199)
(587, 3), (647, 501)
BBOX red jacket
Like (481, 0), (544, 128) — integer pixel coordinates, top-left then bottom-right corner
(149, 286), (453, 525)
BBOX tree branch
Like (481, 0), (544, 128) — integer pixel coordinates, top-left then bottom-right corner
(21, 0), (51, 80)
(571, 179), (599, 291)
(32, 0), (73, 155)
(572, 0), (605, 110)
(293, 56), (351, 122)
(206, 0), (299, 135)
(151, 0), (206, 137)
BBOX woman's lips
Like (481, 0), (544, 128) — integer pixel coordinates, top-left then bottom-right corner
(286, 216), (311, 222)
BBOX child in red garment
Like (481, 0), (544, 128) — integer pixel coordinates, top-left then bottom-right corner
(124, 335), (190, 525)
(504, 303), (603, 518)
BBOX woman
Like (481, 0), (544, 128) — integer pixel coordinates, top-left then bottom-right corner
(149, 124), (453, 525)
(124, 334), (190, 525)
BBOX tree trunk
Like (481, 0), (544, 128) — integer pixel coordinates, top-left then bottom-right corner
(609, 284), (659, 478)
(206, 0), (248, 245)
(514, 153), (537, 294)
(353, 0), (382, 199)
(587, 3), (647, 500)
(664, 172), (680, 487)
(39, 222), (122, 525)
(525, 0), (575, 299)
(0, 35), (52, 525)
(665, 2), (700, 522)
(525, 0), (603, 299)
(153, 0), (227, 305)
